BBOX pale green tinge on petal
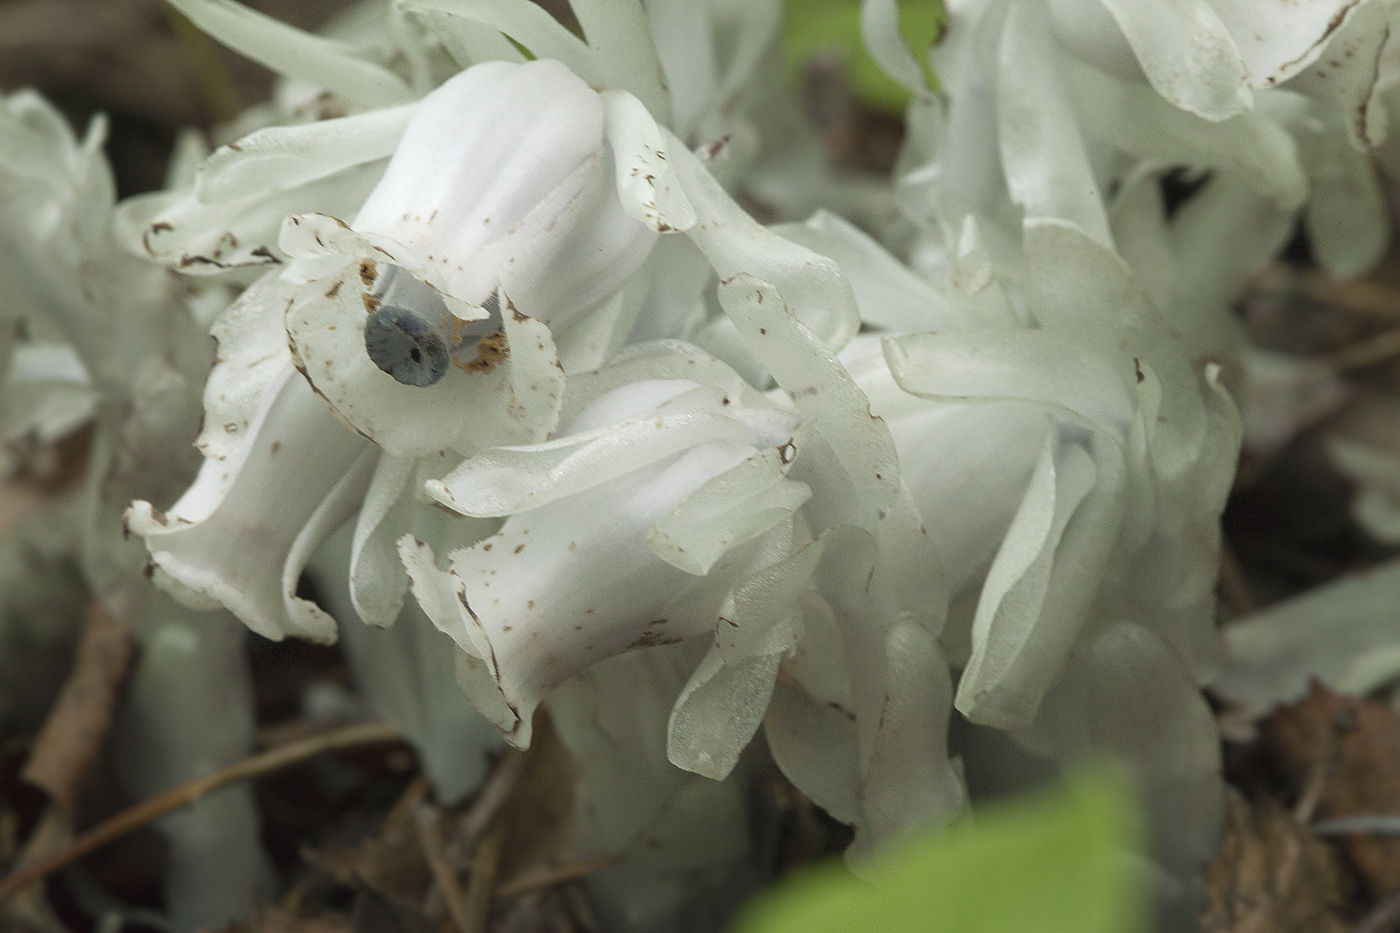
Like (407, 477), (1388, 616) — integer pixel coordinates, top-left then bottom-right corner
(1020, 219), (1206, 470)
(601, 90), (697, 233)
(997, 0), (1111, 247)
(1023, 622), (1222, 881)
(1094, 0), (1251, 120)
(195, 104), (416, 204)
(764, 678), (863, 825)
(166, 0), (413, 106)
(1298, 118), (1389, 281)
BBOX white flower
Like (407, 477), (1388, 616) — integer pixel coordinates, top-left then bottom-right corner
(399, 344), (808, 748)
(1042, 0), (1376, 121)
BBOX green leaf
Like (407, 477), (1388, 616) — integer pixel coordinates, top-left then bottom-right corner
(783, 0), (946, 112)
(731, 769), (1148, 933)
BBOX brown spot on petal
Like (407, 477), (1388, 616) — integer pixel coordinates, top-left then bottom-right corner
(461, 331), (509, 374)
(359, 259), (377, 286)
(514, 543), (525, 554)
(362, 292), (382, 314)
(325, 280), (342, 299)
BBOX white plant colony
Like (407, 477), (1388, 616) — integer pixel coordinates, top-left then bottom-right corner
(4, 0), (1399, 929)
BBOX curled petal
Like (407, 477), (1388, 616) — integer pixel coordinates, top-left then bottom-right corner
(601, 90), (696, 233)
(129, 372), (375, 642)
(164, 0), (413, 106)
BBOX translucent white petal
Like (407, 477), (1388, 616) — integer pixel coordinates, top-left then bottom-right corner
(860, 0), (930, 94)
(885, 330), (1138, 435)
(1065, 59), (1308, 209)
(165, 0), (413, 106)
(1285, 0), (1390, 149)
(648, 447), (811, 576)
(195, 104), (415, 204)
(997, 0), (1111, 245)
(1299, 118), (1389, 281)
(601, 90), (696, 233)
(432, 446), (758, 745)
(773, 210), (966, 334)
(129, 374), (375, 642)
(348, 453), (415, 627)
(955, 437), (1088, 722)
(764, 678), (862, 824)
(715, 274), (944, 632)
(138, 161), (386, 275)
(570, 0), (672, 122)
(400, 0), (595, 80)
(670, 139), (861, 352)
(1210, 0), (1362, 89)
(1216, 557), (1400, 716)
(667, 646), (782, 780)
(852, 623), (966, 857)
(1095, 0), (1251, 120)
(427, 384), (789, 516)
(958, 436), (1129, 729)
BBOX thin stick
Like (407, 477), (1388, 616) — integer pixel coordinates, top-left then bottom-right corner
(494, 853), (622, 900)
(464, 816), (510, 932)
(0, 721), (402, 903)
(1353, 887), (1400, 933)
(456, 749), (525, 847)
(416, 806), (471, 932)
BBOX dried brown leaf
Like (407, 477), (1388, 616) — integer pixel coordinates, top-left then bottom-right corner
(1262, 684), (1400, 896)
(1201, 792), (1352, 933)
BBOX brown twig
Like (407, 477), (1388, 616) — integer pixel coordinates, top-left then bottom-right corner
(22, 604), (135, 814)
(416, 805), (471, 932)
(456, 749), (525, 848)
(0, 721), (403, 904)
(1353, 887), (1400, 933)
(494, 853), (622, 900)
(464, 816), (510, 932)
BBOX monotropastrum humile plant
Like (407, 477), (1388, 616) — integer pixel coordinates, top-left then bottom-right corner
(4, 0), (1400, 930)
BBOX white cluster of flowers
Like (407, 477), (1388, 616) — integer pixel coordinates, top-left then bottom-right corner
(6, 0), (1400, 928)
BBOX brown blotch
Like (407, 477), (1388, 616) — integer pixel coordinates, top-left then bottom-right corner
(325, 280), (342, 299)
(362, 293), (382, 314)
(358, 258), (377, 287)
(461, 331), (509, 374)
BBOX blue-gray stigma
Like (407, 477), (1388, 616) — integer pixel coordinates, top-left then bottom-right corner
(362, 265), (504, 387)
(364, 305), (451, 387)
